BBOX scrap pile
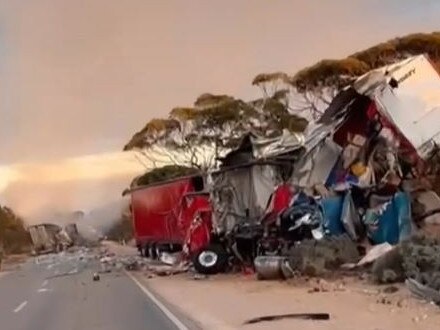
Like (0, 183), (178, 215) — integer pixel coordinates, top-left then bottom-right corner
(280, 55), (440, 246)
(370, 235), (440, 303)
(221, 55), (440, 288)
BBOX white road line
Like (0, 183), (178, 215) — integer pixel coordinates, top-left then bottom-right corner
(41, 280), (48, 287)
(37, 288), (51, 293)
(13, 301), (27, 313)
(125, 271), (189, 330)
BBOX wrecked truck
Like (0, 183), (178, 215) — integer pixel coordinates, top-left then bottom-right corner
(125, 174), (212, 259)
(187, 134), (305, 274)
(124, 162), (297, 273)
(28, 223), (65, 254)
(125, 134), (318, 274)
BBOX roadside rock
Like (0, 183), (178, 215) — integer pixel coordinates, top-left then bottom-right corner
(372, 235), (440, 292)
(287, 235), (360, 277)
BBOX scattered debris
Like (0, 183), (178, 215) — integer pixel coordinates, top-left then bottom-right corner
(150, 265), (189, 277)
(192, 273), (208, 280)
(406, 278), (440, 305)
(355, 243), (395, 268)
(371, 234), (440, 292)
(254, 256), (286, 280)
(243, 313), (330, 325)
(377, 296), (392, 305)
(382, 285), (399, 294)
(159, 252), (181, 266)
(308, 279), (331, 293)
(46, 268), (80, 279)
(307, 279), (347, 293)
(396, 298), (407, 308)
(93, 273), (100, 281)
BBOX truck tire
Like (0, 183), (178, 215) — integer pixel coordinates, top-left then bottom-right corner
(143, 245), (150, 258)
(149, 243), (158, 260)
(155, 244), (163, 259)
(193, 244), (228, 275)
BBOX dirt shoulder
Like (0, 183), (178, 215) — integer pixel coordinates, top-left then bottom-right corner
(103, 241), (440, 329)
(138, 273), (440, 330)
(0, 253), (28, 272)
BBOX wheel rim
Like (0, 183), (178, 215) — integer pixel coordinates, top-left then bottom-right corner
(198, 251), (218, 267)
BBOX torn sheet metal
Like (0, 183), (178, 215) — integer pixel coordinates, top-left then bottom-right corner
(353, 56), (420, 95)
(317, 87), (359, 125)
(304, 119), (344, 151)
(211, 164), (277, 233)
(251, 129), (305, 158)
(340, 190), (363, 241)
(291, 138), (341, 187)
(354, 55), (440, 158)
(357, 243), (394, 267)
(406, 278), (440, 304)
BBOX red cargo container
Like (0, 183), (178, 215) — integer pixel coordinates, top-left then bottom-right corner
(128, 175), (210, 257)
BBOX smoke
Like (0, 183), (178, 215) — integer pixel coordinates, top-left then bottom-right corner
(1, 175), (130, 226)
(0, 151), (146, 230)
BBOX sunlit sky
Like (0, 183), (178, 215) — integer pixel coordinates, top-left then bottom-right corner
(0, 0), (440, 164)
(0, 151), (146, 221)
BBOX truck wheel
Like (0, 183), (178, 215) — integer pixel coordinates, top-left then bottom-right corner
(143, 245), (150, 258)
(193, 244), (228, 275)
(149, 244), (158, 260)
(155, 245), (163, 259)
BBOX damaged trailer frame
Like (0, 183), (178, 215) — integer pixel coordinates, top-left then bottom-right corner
(28, 223), (69, 255)
(124, 174), (212, 259)
(185, 132), (341, 274)
(187, 139), (314, 274)
(124, 132), (306, 274)
(319, 54), (440, 174)
(289, 53), (440, 245)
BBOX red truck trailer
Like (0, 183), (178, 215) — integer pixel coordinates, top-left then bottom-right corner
(127, 175), (211, 258)
(126, 166), (296, 275)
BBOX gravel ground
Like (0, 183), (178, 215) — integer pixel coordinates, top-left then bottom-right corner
(141, 273), (440, 330)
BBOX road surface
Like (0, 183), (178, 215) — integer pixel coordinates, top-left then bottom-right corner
(0, 251), (193, 330)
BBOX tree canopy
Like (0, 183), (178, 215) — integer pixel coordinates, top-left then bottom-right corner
(289, 32), (440, 93)
(124, 31), (440, 170)
(124, 91), (307, 169)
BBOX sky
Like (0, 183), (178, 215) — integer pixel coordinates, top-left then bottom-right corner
(0, 0), (440, 164)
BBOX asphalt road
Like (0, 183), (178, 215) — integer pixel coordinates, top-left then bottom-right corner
(0, 251), (190, 330)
